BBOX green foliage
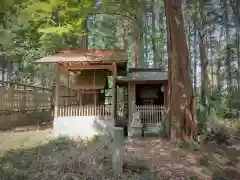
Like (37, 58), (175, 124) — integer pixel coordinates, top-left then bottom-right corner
(203, 119), (233, 145)
(0, 29), (12, 45)
(22, 0), (96, 37)
(197, 102), (207, 133)
(0, 0), (167, 86)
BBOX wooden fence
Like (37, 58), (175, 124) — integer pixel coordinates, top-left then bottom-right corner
(57, 105), (112, 117)
(0, 81), (52, 114)
(135, 105), (165, 124)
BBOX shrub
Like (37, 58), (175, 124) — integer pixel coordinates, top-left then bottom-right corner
(203, 120), (233, 145)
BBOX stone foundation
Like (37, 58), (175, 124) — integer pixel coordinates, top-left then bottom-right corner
(128, 126), (143, 138)
(53, 116), (114, 138)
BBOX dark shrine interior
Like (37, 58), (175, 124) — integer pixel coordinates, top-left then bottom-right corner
(135, 84), (164, 106)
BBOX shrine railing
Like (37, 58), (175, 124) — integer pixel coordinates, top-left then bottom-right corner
(135, 105), (165, 124)
(57, 105), (112, 117)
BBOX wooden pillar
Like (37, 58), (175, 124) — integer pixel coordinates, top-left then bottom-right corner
(128, 83), (132, 126)
(94, 91), (97, 105)
(66, 71), (70, 105)
(20, 85), (26, 111)
(128, 83), (136, 124)
(8, 82), (13, 111)
(79, 90), (82, 105)
(77, 91), (80, 105)
(54, 63), (60, 118)
(111, 62), (117, 125)
(164, 83), (168, 106)
(33, 87), (37, 109)
(127, 83), (137, 137)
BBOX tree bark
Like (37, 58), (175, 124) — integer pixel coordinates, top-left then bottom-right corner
(78, 20), (88, 49)
(132, 16), (145, 68)
(164, 0), (197, 140)
(224, 0), (232, 110)
(152, 0), (158, 68)
(199, 33), (209, 107)
(216, 27), (224, 91)
(209, 31), (214, 91)
(154, 0), (163, 67)
(237, 31), (240, 94)
(144, 10), (148, 64)
(193, 21), (197, 93)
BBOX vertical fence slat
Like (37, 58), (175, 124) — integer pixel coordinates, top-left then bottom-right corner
(0, 82), (52, 113)
(134, 105), (165, 125)
(55, 104), (111, 117)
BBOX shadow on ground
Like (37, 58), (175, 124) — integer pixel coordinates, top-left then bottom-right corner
(212, 168), (240, 180)
(1, 128), (240, 180)
(0, 130), (146, 180)
(0, 135), (119, 180)
(125, 136), (240, 180)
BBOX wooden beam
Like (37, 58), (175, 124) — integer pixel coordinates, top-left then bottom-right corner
(62, 63), (114, 71)
(164, 83), (168, 106)
(128, 83), (133, 136)
(79, 90), (82, 105)
(54, 64), (60, 117)
(111, 62), (117, 125)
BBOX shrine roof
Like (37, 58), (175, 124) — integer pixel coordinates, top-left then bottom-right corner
(35, 49), (128, 63)
(116, 68), (168, 82)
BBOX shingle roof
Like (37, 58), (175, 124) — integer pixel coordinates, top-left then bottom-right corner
(35, 51), (128, 63)
(116, 70), (168, 82)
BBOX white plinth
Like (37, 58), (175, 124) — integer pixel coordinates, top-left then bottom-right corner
(53, 116), (114, 138)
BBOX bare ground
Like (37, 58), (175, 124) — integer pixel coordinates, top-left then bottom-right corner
(0, 126), (239, 180)
(0, 127), (139, 180)
(125, 137), (240, 180)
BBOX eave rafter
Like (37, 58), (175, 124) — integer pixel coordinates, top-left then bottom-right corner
(59, 61), (117, 73)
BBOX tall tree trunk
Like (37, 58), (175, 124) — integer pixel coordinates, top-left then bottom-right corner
(132, 17), (145, 68)
(154, 0), (163, 67)
(209, 32), (214, 91)
(193, 21), (197, 94)
(164, 0), (197, 140)
(196, 0), (209, 109)
(216, 27), (224, 91)
(132, 31), (138, 68)
(144, 11), (148, 64)
(157, 0), (165, 67)
(187, 20), (192, 84)
(187, 21), (191, 59)
(78, 20), (88, 49)
(121, 21), (128, 51)
(152, 0), (158, 68)
(199, 34), (209, 107)
(237, 31), (240, 94)
(224, 1), (232, 110)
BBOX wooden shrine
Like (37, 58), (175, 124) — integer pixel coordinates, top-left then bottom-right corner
(37, 50), (168, 137)
(36, 49), (128, 137)
(116, 68), (168, 135)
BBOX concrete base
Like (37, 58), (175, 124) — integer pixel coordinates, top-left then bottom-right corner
(112, 127), (124, 175)
(128, 126), (143, 138)
(53, 116), (114, 138)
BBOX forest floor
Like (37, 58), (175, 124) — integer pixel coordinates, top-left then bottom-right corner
(125, 136), (240, 180)
(0, 124), (239, 180)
